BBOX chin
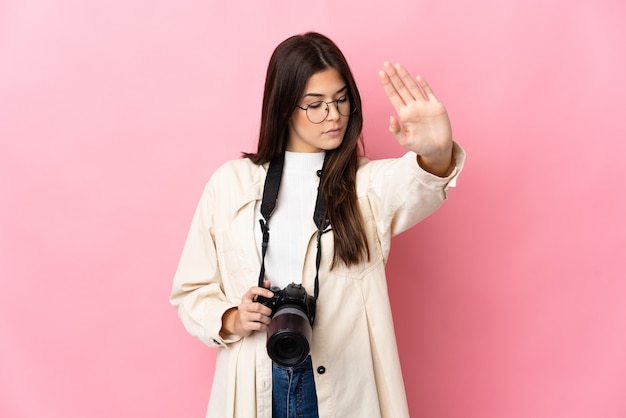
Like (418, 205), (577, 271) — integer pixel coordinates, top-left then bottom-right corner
(322, 138), (344, 151)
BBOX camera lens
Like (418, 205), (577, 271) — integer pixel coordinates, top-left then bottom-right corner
(277, 336), (299, 356)
(266, 307), (312, 367)
(271, 332), (309, 365)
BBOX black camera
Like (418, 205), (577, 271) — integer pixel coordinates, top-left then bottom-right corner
(257, 283), (316, 367)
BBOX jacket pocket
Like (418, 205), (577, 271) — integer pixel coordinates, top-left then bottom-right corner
(215, 220), (260, 299)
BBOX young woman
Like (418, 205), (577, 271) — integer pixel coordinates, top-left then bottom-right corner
(170, 32), (465, 418)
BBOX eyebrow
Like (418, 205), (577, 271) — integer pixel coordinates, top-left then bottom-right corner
(302, 85), (348, 99)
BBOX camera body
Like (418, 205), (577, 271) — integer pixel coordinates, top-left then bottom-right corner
(257, 283), (316, 366)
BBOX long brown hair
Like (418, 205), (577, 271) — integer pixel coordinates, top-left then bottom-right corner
(244, 32), (369, 267)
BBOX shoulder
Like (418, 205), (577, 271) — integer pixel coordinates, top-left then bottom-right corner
(198, 157), (267, 204)
(213, 157), (261, 176)
(208, 157), (265, 186)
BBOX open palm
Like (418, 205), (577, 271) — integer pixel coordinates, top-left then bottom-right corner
(379, 62), (453, 171)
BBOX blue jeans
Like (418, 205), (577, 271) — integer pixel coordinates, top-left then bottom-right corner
(272, 356), (319, 418)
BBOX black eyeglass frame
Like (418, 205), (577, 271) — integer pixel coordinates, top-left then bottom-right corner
(295, 96), (355, 124)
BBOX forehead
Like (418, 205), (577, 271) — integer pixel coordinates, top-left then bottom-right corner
(302, 68), (346, 96)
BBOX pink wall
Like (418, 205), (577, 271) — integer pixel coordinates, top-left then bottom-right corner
(1, 1), (625, 417)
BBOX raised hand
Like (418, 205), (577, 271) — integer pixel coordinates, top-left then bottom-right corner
(379, 62), (453, 176)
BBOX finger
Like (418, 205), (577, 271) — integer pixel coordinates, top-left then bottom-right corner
(255, 285), (274, 298)
(393, 63), (427, 101)
(253, 313), (272, 326)
(379, 62), (409, 107)
(236, 313), (269, 334)
(245, 286), (274, 302)
(382, 62), (417, 105)
(238, 301), (272, 323)
(241, 309), (272, 326)
(416, 75), (438, 101)
(388, 116), (402, 135)
(248, 322), (269, 332)
(252, 301), (274, 318)
(379, 68), (406, 111)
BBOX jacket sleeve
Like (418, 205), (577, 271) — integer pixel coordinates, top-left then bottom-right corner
(360, 141), (465, 259)
(169, 178), (241, 348)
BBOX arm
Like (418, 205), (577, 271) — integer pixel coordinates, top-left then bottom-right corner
(359, 142), (464, 248)
(170, 179), (275, 346)
(169, 181), (238, 347)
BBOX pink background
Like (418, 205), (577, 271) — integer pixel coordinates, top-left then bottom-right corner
(1, 1), (625, 417)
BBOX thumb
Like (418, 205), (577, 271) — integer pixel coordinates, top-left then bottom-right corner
(389, 116), (402, 136)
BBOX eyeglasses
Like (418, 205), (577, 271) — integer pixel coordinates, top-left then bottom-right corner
(296, 95), (353, 124)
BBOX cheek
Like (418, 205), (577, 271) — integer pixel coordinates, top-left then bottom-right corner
(291, 113), (315, 135)
(292, 110), (310, 127)
(342, 116), (351, 132)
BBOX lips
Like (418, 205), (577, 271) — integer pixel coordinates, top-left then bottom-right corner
(323, 127), (342, 135)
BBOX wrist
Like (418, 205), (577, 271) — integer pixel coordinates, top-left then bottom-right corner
(219, 307), (238, 338)
(416, 143), (454, 177)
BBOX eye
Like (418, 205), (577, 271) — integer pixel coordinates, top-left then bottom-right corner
(307, 101), (324, 109)
(337, 95), (349, 103)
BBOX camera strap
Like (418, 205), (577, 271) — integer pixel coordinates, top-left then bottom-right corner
(257, 152), (329, 301)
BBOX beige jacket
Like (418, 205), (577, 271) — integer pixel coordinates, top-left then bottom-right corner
(171, 144), (465, 418)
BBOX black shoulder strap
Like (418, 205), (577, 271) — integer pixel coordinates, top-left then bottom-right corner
(257, 153), (284, 287)
(260, 153), (284, 221)
(312, 157), (330, 300)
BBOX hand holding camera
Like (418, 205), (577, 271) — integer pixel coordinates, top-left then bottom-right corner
(220, 281), (275, 338)
(221, 280), (317, 367)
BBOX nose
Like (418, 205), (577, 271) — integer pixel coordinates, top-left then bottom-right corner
(325, 100), (341, 121)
